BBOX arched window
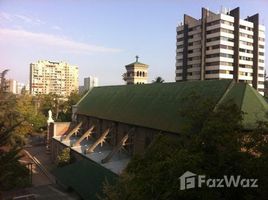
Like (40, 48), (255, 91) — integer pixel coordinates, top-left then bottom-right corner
(143, 72), (145, 77)
(137, 71), (139, 76)
(140, 71), (142, 76)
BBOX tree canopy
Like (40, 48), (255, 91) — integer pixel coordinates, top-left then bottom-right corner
(152, 76), (165, 83)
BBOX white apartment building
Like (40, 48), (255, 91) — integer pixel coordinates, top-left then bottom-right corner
(175, 7), (265, 95)
(30, 60), (79, 96)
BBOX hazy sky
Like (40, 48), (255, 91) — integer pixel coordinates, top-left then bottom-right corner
(0, 0), (267, 86)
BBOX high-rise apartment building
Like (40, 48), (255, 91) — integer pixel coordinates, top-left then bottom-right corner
(84, 76), (98, 91)
(79, 76), (99, 94)
(175, 7), (265, 95)
(5, 79), (17, 94)
(30, 60), (79, 96)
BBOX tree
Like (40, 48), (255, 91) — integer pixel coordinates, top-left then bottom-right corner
(0, 98), (30, 191)
(56, 148), (75, 167)
(101, 96), (268, 200)
(152, 76), (164, 83)
(0, 69), (9, 93)
(58, 92), (82, 121)
(37, 92), (82, 122)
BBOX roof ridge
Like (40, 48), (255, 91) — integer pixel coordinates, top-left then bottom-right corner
(213, 79), (235, 111)
(238, 83), (247, 111)
(245, 84), (268, 110)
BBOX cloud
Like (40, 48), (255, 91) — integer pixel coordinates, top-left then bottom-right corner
(51, 25), (62, 30)
(0, 12), (44, 25)
(0, 28), (122, 54)
(0, 12), (12, 21)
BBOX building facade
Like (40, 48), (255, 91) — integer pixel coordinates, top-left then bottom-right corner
(30, 60), (79, 96)
(175, 7), (265, 95)
(123, 56), (149, 84)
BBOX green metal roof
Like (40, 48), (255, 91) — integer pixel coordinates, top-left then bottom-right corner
(76, 79), (268, 133)
(220, 82), (268, 129)
(54, 159), (117, 200)
(125, 61), (148, 67)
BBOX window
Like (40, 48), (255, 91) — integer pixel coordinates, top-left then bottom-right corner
(240, 41), (253, 46)
(221, 28), (233, 34)
(206, 70), (219, 74)
(239, 64), (252, 69)
(207, 28), (220, 34)
(239, 56), (253, 61)
(220, 44), (233, 50)
(221, 20), (233, 26)
(221, 36), (234, 42)
(177, 37), (184, 42)
(240, 25), (246, 30)
(239, 48), (253, 54)
(207, 37), (220, 42)
(206, 61), (220, 66)
(207, 20), (220, 27)
(206, 53), (233, 59)
(177, 30), (184, 35)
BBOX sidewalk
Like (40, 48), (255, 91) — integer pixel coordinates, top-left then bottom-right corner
(23, 146), (55, 186)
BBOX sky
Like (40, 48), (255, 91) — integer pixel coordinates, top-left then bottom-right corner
(0, 0), (268, 86)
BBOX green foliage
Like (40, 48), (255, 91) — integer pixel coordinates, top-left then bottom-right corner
(152, 76), (165, 83)
(37, 92), (82, 122)
(0, 95), (31, 191)
(101, 96), (268, 200)
(0, 92), (33, 191)
(56, 148), (75, 167)
(59, 92), (82, 121)
(0, 93), (47, 145)
(0, 148), (30, 191)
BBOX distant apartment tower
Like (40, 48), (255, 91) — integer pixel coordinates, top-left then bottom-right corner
(84, 76), (98, 91)
(123, 56), (149, 84)
(79, 76), (98, 94)
(30, 60), (79, 96)
(175, 7), (265, 95)
(5, 79), (17, 94)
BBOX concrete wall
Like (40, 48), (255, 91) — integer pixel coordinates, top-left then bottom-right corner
(53, 122), (72, 137)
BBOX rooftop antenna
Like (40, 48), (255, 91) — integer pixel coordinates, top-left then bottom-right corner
(220, 5), (223, 14)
